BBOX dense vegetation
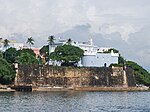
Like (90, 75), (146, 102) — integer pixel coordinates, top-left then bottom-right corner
(0, 37), (39, 85)
(50, 44), (84, 66)
(18, 52), (38, 65)
(0, 47), (38, 84)
(0, 51), (3, 58)
(103, 48), (119, 53)
(3, 47), (18, 63)
(110, 55), (150, 86)
(0, 53), (16, 84)
(126, 61), (150, 86)
(18, 48), (36, 57)
(1, 37), (150, 86)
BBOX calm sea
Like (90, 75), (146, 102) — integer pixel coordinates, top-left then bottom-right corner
(0, 91), (150, 112)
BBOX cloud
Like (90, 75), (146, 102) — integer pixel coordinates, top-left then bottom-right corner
(56, 24), (91, 42)
(0, 0), (150, 71)
(128, 26), (150, 65)
(0, 0), (150, 38)
(100, 24), (136, 41)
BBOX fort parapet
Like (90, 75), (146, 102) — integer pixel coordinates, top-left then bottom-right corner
(15, 65), (136, 89)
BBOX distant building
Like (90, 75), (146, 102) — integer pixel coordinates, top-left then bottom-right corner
(0, 38), (24, 51)
(49, 38), (119, 67)
(32, 48), (40, 57)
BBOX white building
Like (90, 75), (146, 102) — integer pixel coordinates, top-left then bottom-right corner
(49, 38), (119, 67)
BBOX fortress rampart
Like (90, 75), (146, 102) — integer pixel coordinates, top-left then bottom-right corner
(15, 65), (136, 88)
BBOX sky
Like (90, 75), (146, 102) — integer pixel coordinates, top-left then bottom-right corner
(0, 0), (150, 71)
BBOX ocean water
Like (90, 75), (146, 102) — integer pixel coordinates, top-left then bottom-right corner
(0, 91), (150, 112)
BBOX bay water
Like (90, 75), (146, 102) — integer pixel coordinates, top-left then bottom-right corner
(0, 91), (150, 112)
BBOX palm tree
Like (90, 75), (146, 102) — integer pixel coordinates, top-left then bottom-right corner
(26, 37), (34, 49)
(67, 38), (72, 45)
(47, 35), (55, 46)
(47, 35), (55, 65)
(3, 39), (10, 50)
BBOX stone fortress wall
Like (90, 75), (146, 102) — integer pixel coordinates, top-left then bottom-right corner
(15, 65), (136, 88)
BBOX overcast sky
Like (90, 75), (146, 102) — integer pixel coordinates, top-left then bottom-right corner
(0, 0), (150, 71)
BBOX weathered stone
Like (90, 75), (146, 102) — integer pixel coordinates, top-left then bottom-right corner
(15, 65), (136, 87)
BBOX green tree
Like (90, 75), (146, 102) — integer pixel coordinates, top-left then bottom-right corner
(47, 35), (55, 46)
(39, 45), (49, 62)
(0, 51), (3, 58)
(26, 37), (34, 49)
(18, 48), (36, 57)
(50, 44), (84, 66)
(3, 47), (18, 63)
(3, 39), (10, 50)
(104, 48), (119, 53)
(37, 55), (42, 64)
(18, 52), (38, 65)
(47, 35), (55, 61)
(118, 55), (126, 64)
(0, 58), (16, 84)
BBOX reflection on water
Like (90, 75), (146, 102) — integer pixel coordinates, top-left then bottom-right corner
(0, 91), (150, 112)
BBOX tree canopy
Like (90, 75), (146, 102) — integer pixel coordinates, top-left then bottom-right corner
(26, 37), (34, 49)
(18, 48), (36, 57)
(3, 47), (18, 63)
(118, 55), (126, 64)
(0, 51), (3, 58)
(3, 39), (10, 49)
(50, 44), (84, 66)
(103, 48), (119, 53)
(18, 52), (38, 65)
(47, 35), (55, 45)
(0, 46), (39, 84)
(0, 57), (15, 84)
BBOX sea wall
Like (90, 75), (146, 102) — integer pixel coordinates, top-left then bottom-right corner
(15, 65), (136, 87)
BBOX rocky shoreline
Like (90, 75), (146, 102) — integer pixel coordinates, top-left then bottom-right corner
(0, 87), (150, 92)
(32, 86), (150, 92)
(0, 85), (15, 92)
(74, 86), (149, 92)
(0, 89), (15, 92)
(1, 86), (149, 92)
